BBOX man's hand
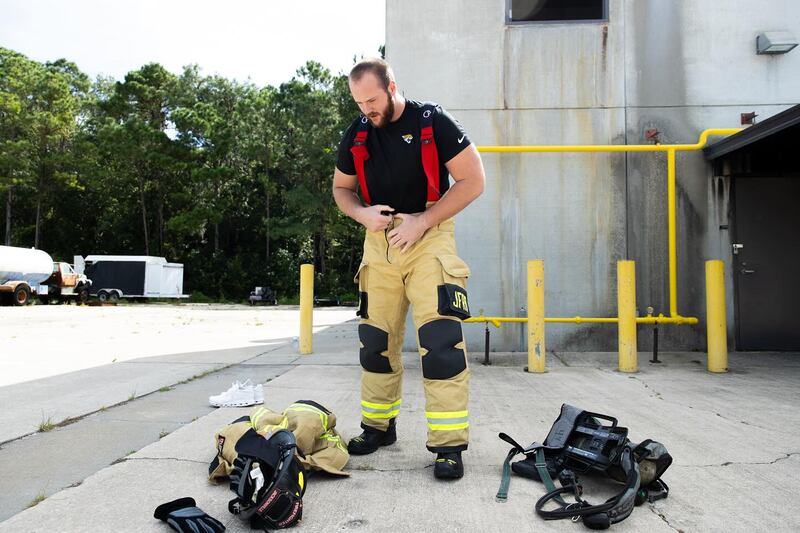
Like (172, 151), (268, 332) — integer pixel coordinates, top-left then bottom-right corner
(357, 204), (395, 232)
(387, 213), (430, 253)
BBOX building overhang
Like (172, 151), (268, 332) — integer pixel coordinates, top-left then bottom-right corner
(704, 104), (800, 176)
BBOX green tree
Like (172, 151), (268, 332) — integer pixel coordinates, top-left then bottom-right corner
(29, 58), (90, 248)
(0, 48), (39, 245)
(102, 63), (180, 255)
(271, 63), (345, 277)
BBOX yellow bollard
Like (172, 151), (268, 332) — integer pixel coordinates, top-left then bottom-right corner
(705, 260), (728, 373)
(299, 264), (314, 354)
(617, 260), (638, 372)
(527, 260), (546, 373)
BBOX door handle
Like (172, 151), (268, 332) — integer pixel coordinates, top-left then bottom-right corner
(741, 269), (755, 274)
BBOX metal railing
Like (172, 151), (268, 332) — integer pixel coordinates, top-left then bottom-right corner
(467, 128), (740, 372)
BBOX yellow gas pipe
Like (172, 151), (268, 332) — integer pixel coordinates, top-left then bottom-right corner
(476, 128), (741, 321)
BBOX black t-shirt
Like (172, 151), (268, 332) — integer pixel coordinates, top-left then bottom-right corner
(336, 99), (471, 214)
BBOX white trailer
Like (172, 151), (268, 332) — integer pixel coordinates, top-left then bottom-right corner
(76, 255), (186, 301)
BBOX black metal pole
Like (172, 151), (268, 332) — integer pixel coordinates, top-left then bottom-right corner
(483, 323), (491, 366)
(650, 325), (661, 363)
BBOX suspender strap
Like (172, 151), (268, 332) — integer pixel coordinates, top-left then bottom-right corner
(350, 117), (372, 205)
(350, 105), (441, 205)
(419, 105), (441, 202)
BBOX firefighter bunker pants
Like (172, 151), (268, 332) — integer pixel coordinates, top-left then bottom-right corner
(354, 216), (471, 452)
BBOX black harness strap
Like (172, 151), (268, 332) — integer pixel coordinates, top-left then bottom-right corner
(496, 433), (568, 506)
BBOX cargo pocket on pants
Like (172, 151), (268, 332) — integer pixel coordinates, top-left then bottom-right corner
(436, 255), (471, 320)
(354, 262), (369, 319)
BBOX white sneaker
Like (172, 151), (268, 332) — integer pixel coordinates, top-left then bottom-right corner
(209, 380), (264, 407)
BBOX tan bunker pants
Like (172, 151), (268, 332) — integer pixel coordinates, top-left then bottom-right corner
(354, 217), (471, 452)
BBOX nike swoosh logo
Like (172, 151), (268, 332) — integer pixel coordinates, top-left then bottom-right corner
(458, 135), (465, 143)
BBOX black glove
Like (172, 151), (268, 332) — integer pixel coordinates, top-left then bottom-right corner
(229, 455), (261, 507)
(154, 497), (225, 532)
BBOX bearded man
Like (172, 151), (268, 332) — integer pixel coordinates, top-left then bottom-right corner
(332, 57), (485, 480)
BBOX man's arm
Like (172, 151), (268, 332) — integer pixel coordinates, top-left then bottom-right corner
(332, 167), (395, 232)
(420, 143), (485, 227)
(387, 144), (485, 251)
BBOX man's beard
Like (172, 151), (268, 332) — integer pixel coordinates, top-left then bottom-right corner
(368, 92), (395, 128)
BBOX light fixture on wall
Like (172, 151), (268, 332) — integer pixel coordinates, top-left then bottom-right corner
(756, 31), (798, 54)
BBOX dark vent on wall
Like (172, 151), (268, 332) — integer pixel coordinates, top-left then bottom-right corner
(509, 0), (606, 22)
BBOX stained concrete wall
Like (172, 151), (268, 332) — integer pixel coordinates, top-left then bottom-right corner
(387, 0), (800, 351)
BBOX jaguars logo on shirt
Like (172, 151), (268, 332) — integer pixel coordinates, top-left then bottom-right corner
(402, 134), (413, 144)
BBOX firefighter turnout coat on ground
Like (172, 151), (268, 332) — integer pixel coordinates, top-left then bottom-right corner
(209, 400), (350, 479)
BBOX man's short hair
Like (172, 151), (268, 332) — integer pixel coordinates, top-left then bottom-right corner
(349, 58), (395, 90)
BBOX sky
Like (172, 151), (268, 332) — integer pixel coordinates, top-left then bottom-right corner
(0, 0), (385, 87)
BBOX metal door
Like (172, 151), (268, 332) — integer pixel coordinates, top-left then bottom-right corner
(145, 263), (161, 296)
(732, 177), (800, 350)
(60, 263), (78, 287)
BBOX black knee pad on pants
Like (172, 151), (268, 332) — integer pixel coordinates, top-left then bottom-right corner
(419, 319), (467, 379)
(359, 324), (392, 373)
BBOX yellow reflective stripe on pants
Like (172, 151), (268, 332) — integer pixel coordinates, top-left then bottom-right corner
(426, 410), (469, 431)
(361, 399), (401, 419)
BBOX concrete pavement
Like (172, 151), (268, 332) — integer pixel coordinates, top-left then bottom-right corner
(1, 314), (799, 531)
(0, 304), (357, 387)
(0, 307), (354, 523)
(0, 305), (355, 444)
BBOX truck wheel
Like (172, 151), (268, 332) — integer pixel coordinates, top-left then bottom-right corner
(13, 285), (31, 306)
(109, 291), (120, 303)
(97, 290), (109, 302)
(77, 287), (89, 304)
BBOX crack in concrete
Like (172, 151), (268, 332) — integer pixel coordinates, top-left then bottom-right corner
(638, 381), (663, 399)
(100, 418), (186, 424)
(705, 409), (775, 433)
(127, 456), (209, 465)
(618, 372), (665, 400)
(123, 361), (232, 365)
(610, 373), (789, 435)
(678, 452), (800, 468)
(552, 351), (570, 367)
(648, 503), (683, 532)
(350, 465), (433, 473)
(276, 362), (359, 367)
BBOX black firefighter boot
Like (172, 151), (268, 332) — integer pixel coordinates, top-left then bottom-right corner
(434, 451), (464, 480)
(348, 418), (397, 455)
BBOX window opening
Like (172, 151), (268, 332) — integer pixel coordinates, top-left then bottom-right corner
(508, 0), (607, 23)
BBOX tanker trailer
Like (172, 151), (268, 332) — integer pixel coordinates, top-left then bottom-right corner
(0, 245), (53, 306)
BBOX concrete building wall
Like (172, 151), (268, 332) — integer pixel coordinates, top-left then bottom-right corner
(386, 0), (800, 351)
